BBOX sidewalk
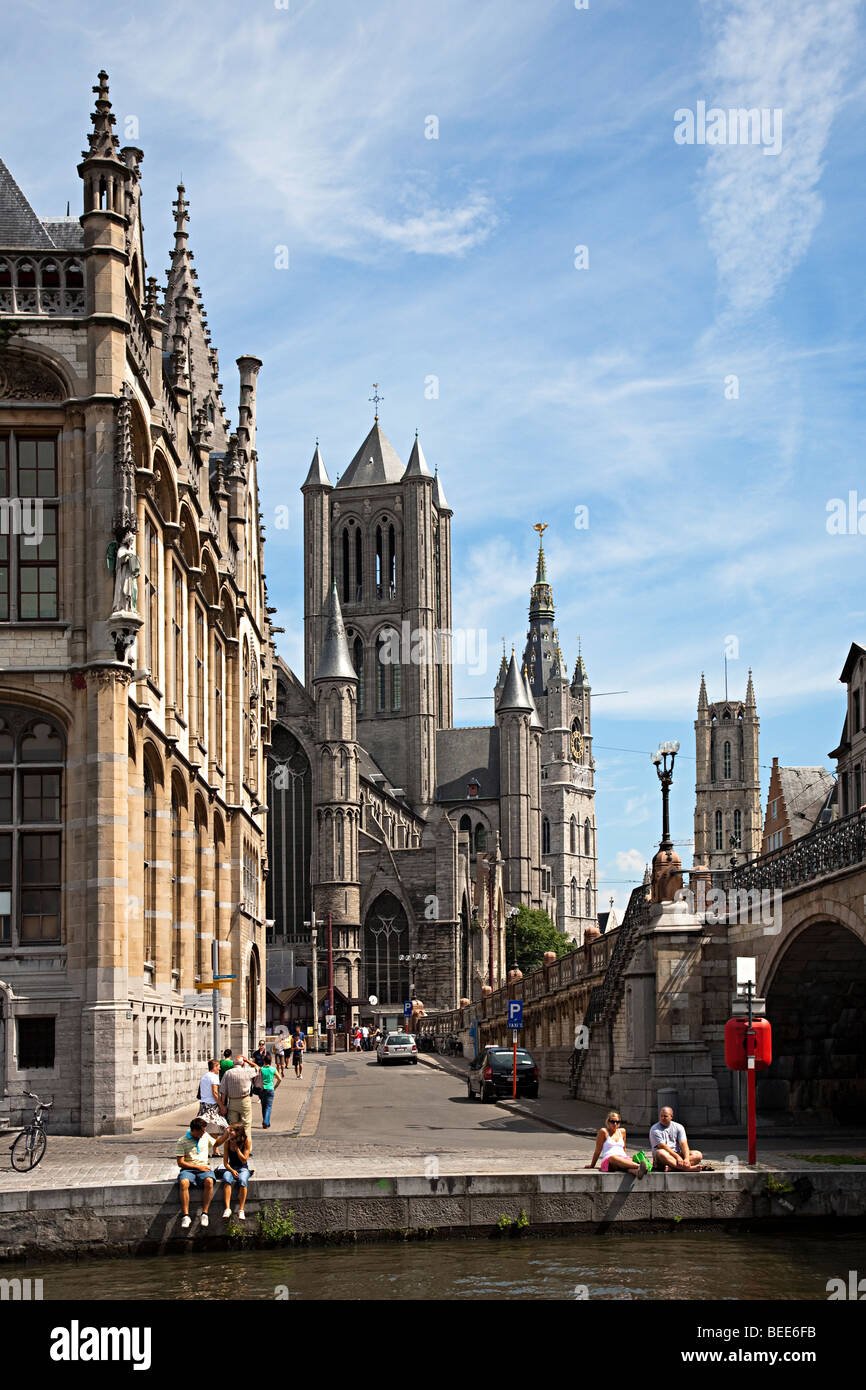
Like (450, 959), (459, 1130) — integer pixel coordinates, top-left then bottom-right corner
(419, 1050), (866, 1151)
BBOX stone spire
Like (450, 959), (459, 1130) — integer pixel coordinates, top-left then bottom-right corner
(572, 638), (588, 689)
(404, 431), (433, 479)
(522, 663), (543, 731)
(302, 442), (331, 490)
(698, 671), (708, 713)
(433, 467), (451, 513)
(314, 581), (357, 683)
(81, 70), (122, 165)
(745, 668), (756, 710)
(498, 650), (533, 712)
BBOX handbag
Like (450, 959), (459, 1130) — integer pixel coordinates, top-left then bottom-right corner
(250, 1070), (264, 1097)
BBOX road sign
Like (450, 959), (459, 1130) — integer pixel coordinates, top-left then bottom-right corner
(212, 974), (236, 982)
(325, 1014), (336, 1028)
(507, 1000), (523, 1030)
(403, 1000), (413, 1017)
(194, 981), (218, 991)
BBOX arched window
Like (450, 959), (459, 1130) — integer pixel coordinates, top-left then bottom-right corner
(335, 813), (345, 878)
(459, 814), (472, 838)
(143, 764), (157, 963)
(733, 809), (742, 849)
(714, 809), (723, 851)
(213, 635), (225, 766)
(474, 823), (487, 853)
(214, 815), (226, 952)
(392, 659), (401, 712)
(376, 633), (387, 711)
(542, 816), (551, 855)
(342, 527), (350, 602)
(355, 526), (363, 601)
(266, 728), (312, 939)
(584, 818), (592, 856)
(171, 791), (182, 977)
(388, 523), (397, 597)
(723, 741), (731, 779)
(143, 519), (159, 681)
(0, 710), (63, 945)
(352, 635), (365, 714)
(171, 566), (184, 707)
(364, 891), (409, 1004)
(570, 816), (577, 854)
(585, 878), (592, 919)
(570, 877), (577, 916)
(375, 526), (383, 598)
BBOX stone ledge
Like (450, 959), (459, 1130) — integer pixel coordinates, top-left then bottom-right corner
(0, 1170), (862, 1263)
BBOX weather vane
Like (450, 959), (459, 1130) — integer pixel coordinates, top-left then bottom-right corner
(369, 383), (384, 421)
(533, 522), (548, 538)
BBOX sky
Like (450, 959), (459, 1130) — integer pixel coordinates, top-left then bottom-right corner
(4, 0), (865, 914)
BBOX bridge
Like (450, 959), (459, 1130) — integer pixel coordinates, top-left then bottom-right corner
(425, 808), (866, 1128)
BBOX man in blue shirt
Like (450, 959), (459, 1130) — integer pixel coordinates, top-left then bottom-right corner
(649, 1105), (706, 1171)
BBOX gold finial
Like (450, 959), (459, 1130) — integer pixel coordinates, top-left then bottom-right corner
(533, 522), (548, 539)
(369, 382), (383, 422)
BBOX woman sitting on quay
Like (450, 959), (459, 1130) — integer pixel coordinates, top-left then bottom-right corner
(585, 1111), (651, 1178)
(214, 1123), (253, 1221)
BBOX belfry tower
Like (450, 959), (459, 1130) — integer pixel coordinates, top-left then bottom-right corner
(694, 671), (762, 870)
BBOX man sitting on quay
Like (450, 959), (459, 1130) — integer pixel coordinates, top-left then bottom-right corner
(176, 1115), (218, 1229)
(649, 1105), (709, 1172)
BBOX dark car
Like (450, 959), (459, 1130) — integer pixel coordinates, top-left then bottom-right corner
(467, 1045), (539, 1101)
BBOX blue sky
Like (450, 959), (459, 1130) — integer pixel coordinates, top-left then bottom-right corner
(5, 0), (865, 912)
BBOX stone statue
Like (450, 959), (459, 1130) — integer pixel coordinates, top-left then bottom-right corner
(107, 530), (140, 615)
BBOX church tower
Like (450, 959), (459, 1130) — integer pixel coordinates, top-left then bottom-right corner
(312, 582), (361, 1014)
(520, 529), (598, 943)
(302, 408), (452, 810)
(694, 671), (762, 870)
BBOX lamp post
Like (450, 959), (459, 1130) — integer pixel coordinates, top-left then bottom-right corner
(650, 740), (680, 850)
(399, 952), (428, 1031)
(507, 905), (520, 972)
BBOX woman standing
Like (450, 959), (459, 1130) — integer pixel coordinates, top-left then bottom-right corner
(291, 1030), (306, 1079)
(215, 1123), (253, 1220)
(196, 1058), (226, 1135)
(259, 1052), (280, 1128)
(585, 1111), (650, 1177)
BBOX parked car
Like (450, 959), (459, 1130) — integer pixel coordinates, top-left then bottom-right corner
(377, 1032), (419, 1065)
(467, 1045), (539, 1101)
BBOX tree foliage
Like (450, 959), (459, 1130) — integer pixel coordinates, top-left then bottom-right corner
(509, 905), (573, 975)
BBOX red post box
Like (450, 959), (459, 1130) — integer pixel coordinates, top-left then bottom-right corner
(724, 1016), (772, 1070)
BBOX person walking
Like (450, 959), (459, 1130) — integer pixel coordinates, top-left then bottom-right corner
(218, 1052), (258, 1134)
(291, 1030), (306, 1078)
(252, 1039), (268, 1067)
(274, 1035), (286, 1078)
(259, 1052), (280, 1128)
(215, 1123), (253, 1221)
(353, 1026), (362, 1053)
(196, 1057), (226, 1136)
(361, 1024), (369, 1051)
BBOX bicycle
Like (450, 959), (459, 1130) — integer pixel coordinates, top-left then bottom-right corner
(10, 1091), (52, 1171)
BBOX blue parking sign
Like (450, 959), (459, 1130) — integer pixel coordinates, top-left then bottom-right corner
(507, 1000), (523, 1030)
(403, 1001), (413, 1017)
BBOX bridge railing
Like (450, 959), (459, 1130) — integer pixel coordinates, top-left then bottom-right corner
(728, 808), (865, 894)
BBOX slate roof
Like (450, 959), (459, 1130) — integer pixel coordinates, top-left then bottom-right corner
(313, 582), (357, 682)
(0, 156), (55, 249)
(41, 218), (84, 250)
(336, 422), (405, 489)
(777, 766), (837, 840)
(435, 726), (500, 801)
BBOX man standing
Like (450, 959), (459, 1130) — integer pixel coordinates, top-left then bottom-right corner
(176, 1116), (217, 1229)
(291, 1029), (306, 1079)
(361, 1024), (369, 1051)
(219, 1048), (235, 1077)
(650, 1105), (707, 1171)
(219, 1053), (258, 1134)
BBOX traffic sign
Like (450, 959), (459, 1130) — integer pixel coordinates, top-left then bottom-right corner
(403, 1000), (413, 1017)
(507, 1000), (523, 1030)
(325, 1014), (336, 1028)
(213, 974), (236, 981)
(194, 981), (218, 991)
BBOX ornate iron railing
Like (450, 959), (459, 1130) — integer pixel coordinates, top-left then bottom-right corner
(0, 251), (86, 315)
(728, 808), (866, 895)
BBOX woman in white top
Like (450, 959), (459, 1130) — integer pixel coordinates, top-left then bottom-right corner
(585, 1110), (647, 1177)
(196, 1058), (227, 1135)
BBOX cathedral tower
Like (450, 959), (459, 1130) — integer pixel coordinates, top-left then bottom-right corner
(694, 671), (762, 870)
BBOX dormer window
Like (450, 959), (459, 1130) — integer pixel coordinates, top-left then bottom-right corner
(467, 779), (480, 799)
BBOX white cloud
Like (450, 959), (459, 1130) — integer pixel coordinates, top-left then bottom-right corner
(696, 0), (861, 320)
(616, 848), (647, 875)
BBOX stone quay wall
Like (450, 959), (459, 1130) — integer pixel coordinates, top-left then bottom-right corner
(1, 1171), (863, 1263)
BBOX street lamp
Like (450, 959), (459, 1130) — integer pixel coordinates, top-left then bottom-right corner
(650, 740), (680, 851)
(506, 905), (520, 971)
(399, 952), (428, 1030)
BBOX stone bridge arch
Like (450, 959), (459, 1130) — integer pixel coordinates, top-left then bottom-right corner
(757, 900), (866, 1125)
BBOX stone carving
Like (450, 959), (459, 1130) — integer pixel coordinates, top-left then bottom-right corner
(113, 384), (138, 534)
(107, 529), (140, 615)
(0, 352), (65, 402)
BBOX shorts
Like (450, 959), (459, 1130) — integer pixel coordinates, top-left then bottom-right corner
(177, 1169), (216, 1187)
(218, 1166), (252, 1189)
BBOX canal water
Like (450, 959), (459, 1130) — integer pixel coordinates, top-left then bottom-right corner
(8, 1228), (866, 1300)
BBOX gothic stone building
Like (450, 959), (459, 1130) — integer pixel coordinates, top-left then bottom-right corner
(266, 423), (598, 1022)
(0, 74), (274, 1133)
(693, 671), (762, 871)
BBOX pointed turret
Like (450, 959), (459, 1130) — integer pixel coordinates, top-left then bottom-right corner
(745, 668), (756, 710)
(433, 467), (451, 513)
(336, 421), (404, 489)
(495, 642), (508, 688)
(572, 640), (588, 689)
(302, 443), (331, 490)
(314, 581), (357, 683)
(404, 432), (433, 479)
(80, 70), (123, 166)
(698, 671), (708, 714)
(522, 664), (543, 731)
(498, 651), (533, 712)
